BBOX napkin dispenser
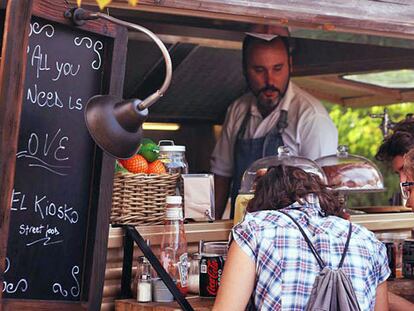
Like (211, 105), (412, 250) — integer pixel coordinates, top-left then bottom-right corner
(182, 174), (215, 221)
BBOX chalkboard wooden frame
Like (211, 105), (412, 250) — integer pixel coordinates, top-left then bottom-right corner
(0, 0), (128, 310)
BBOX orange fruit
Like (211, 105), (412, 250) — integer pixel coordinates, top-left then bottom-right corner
(118, 155), (148, 173)
(147, 160), (167, 174)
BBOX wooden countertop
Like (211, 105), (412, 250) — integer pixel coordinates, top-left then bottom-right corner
(349, 212), (414, 232)
(115, 297), (214, 311)
(114, 279), (414, 310)
(387, 278), (414, 303)
(108, 212), (414, 247)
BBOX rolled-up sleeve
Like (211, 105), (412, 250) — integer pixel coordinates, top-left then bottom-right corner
(231, 215), (258, 262)
(375, 241), (391, 284)
(210, 103), (243, 177)
(299, 114), (338, 160)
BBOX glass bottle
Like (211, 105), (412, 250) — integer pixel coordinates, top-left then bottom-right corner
(188, 252), (201, 294)
(160, 195), (189, 296)
(136, 256), (152, 302)
(132, 239), (151, 300)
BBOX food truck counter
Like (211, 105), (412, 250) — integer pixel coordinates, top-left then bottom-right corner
(101, 213), (414, 310)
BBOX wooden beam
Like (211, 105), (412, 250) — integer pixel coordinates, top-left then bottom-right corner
(293, 85), (345, 106)
(292, 38), (414, 76)
(311, 75), (402, 97)
(343, 95), (402, 107)
(77, 0), (414, 39)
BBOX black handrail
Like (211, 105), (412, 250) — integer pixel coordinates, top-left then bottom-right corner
(120, 225), (195, 311)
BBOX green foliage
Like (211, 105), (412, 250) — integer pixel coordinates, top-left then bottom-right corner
(325, 102), (414, 207)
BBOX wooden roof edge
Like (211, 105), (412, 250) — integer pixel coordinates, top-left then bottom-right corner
(78, 0), (414, 40)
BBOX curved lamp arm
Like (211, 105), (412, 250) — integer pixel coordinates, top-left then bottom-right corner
(72, 9), (172, 111)
(67, 8), (173, 158)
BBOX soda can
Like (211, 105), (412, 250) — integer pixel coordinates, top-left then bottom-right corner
(402, 239), (414, 279)
(199, 254), (225, 297)
(384, 241), (396, 279)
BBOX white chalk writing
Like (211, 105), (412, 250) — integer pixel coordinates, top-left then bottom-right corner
(52, 266), (80, 298)
(16, 129), (70, 176)
(22, 223), (63, 246)
(29, 22), (54, 38)
(34, 194), (79, 224)
(26, 84), (83, 110)
(2, 258), (28, 294)
(31, 45), (50, 78)
(10, 189), (28, 211)
(73, 36), (103, 69)
(52, 61), (81, 81)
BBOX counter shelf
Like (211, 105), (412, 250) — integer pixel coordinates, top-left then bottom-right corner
(104, 216), (414, 310)
(115, 297), (213, 310)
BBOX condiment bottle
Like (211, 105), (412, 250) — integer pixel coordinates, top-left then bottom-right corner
(132, 256), (152, 302)
(160, 195), (189, 295)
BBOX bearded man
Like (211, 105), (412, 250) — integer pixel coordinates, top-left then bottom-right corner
(210, 34), (338, 219)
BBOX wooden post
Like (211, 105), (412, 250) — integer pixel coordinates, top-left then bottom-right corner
(0, 0), (33, 307)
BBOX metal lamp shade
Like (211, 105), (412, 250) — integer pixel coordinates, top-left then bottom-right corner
(84, 94), (148, 159)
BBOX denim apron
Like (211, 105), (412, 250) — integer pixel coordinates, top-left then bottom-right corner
(230, 109), (288, 218)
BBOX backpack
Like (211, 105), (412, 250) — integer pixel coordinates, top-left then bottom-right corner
(279, 211), (361, 311)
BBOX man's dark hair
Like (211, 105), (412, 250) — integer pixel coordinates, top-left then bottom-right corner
(246, 165), (342, 217)
(375, 118), (414, 162)
(242, 35), (291, 74)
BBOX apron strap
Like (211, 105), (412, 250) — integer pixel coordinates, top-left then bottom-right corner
(263, 109), (288, 157)
(276, 110), (288, 134)
(236, 109), (251, 140)
(237, 108), (288, 141)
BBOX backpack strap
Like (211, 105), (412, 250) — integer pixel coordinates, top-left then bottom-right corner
(278, 210), (326, 270)
(338, 222), (353, 268)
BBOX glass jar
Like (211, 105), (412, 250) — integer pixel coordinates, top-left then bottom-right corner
(158, 140), (189, 175)
(235, 146), (327, 225)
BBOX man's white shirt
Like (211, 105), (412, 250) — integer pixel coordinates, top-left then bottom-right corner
(210, 82), (338, 177)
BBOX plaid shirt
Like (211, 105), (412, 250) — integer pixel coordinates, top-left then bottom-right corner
(232, 199), (390, 311)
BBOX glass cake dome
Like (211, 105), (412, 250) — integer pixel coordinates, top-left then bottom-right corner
(239, 146), (327, 194)
(315, 145), (385, 192)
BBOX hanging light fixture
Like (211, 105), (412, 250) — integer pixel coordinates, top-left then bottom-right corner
(68, 8), (173, 159)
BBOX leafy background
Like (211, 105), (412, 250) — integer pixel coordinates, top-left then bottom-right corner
(325, 102), (414, 207)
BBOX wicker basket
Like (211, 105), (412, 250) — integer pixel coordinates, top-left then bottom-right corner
(111, 172), (180, 226)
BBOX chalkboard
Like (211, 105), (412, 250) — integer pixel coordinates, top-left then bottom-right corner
(4, 16), (105, 301)
(3, 16), (110, 302)
(0, 1), (127, 309)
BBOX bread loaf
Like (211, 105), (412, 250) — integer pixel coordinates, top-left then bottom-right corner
(322, 162), (382, 190)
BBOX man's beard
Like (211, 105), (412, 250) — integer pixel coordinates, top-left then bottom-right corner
(254, 84), (288, 116)
(257, 85), (282, 107)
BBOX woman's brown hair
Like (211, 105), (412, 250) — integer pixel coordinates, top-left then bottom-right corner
(246, 165), (342, 216)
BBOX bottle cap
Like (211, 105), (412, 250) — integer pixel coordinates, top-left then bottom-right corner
(165, 208), (183, 220)
(166, 195), (182, 205)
